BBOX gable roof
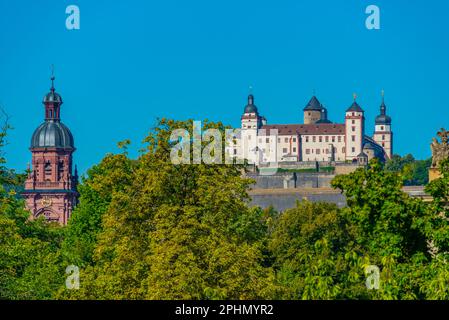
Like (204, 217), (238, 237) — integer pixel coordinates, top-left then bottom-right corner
(260, 123), (345, 135)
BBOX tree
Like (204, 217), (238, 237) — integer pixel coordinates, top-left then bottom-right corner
(385, 154), (431, 186)
(332, 159), (435, 299)
(0, 111), (64, 299)
(60, 151), (135, 267)
(60, 119), (275, 299)
(269, 201), (366, 299)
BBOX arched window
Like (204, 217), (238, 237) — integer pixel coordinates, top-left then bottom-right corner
(45, 161), (51, 176)
(58, 160), (64, 180)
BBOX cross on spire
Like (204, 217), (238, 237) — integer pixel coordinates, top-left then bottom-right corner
(50, 64), (55, 92)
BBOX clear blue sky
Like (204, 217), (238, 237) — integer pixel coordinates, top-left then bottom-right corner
(1, 0), (448, 174)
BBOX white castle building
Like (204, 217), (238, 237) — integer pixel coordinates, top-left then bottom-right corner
(229, 93), (392, 165)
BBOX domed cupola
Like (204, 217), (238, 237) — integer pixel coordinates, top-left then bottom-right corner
(31, 122), (74, 149)
(375, 93), (391, 125)
(244, 94), (258, 114)
(30, 76), (75, 150)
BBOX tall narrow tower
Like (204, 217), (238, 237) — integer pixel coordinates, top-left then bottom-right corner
(373, 91), (393, 159)
(22, 76), (78, 225)
(240, 94), (263, 164)
(345, 94), (365, 161)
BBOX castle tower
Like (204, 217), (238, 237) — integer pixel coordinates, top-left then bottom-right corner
(240, 94), (263, 164)
(345, 94), (365, 161)
(373, 91), (393, 159)
(22, 76), (78, 225)
(303, 96), (324, 124)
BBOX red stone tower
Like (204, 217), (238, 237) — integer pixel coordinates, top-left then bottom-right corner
(22, 76), (78, 225)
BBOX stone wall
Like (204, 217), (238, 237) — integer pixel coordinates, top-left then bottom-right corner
(334, 163), (360, 175)
(248, 189), (347, 212)
(247, 172), (335, 189)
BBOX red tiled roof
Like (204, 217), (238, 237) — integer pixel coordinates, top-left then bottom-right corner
(260, 123), (345, 135)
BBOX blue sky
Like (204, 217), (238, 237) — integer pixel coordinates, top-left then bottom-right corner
(0, 0), (448, 174)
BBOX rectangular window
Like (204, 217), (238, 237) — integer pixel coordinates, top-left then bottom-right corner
(266, 138), (270, 143)
(306, 149), (310, 154)
(293, 147), (297, 153)
(313, 136), (316, 142)
(338, 136), (342, 142)
(319, 136), (322, 142)
(293, 138), (296, 142)
(283, 148), (288, 153)
(342, 147), (345, 153)
(382, 135), (385, 140)
(352, 120), (355, 124)
(278, 138), (280, 143)
(352, 135), (355, 142)
(284, 138), (288, 143)
(352, 126), (355, 132)
(306, 136), (309, 143)
(316, 149), (321, 155)
(332, 136), (335, 142)
(325, 136), (329, 142)
(352, 147), (355, 152)
(233, 149), (237, 155)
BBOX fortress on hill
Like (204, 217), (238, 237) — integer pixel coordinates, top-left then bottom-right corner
(230, 92), (393, 166)
(20, 78), (400, 222)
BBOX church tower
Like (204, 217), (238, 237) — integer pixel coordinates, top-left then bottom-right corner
(345, 94), (365, 161)
(373, 91), (393, 159)
(240, 94), (263, 164)
(22, 76), (78, 225)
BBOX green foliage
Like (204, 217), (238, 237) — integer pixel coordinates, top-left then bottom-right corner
(60, 119), (275, 300)
(385, 154), (431, 185)
(269, 201), (366, 299)
(0, 116), (64, 299)
(2, 114), (449, 300)
(60, 153), (135, 267)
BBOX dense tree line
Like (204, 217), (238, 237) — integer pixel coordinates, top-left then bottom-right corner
(1, 118), (449, 299)
(385, 154), (431, 186)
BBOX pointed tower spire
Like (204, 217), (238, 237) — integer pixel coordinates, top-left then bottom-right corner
(380, 89), (386, 115)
